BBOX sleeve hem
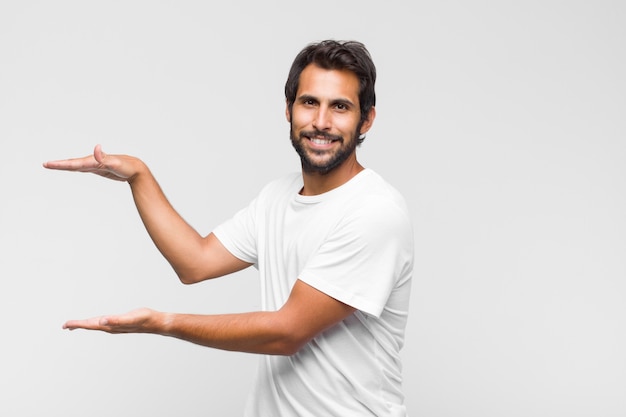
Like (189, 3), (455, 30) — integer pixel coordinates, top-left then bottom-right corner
(213, 227), (257, 264)
(299, 273), (384, 318)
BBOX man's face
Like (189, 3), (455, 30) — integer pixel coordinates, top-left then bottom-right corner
(287, 64), (370, 175)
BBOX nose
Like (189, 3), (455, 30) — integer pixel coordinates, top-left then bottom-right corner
(312, 106), (332, 131)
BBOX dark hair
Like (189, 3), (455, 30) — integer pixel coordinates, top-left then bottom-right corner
(285, 40), (376, 128)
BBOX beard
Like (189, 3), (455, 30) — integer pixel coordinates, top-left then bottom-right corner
(290, 124), (361, 175)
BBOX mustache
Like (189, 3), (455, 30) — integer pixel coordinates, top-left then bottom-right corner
(299, 130), (343, 142)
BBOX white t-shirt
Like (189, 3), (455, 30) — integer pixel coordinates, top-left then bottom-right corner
(213, 169), (414, 416)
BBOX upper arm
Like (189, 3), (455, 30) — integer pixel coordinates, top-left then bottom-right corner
(276, 279), (356, 354)
(180, 232), (252, 284)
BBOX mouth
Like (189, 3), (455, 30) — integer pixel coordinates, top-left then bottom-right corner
(301, 131), (342, 147)
(309, 137), (335, 145)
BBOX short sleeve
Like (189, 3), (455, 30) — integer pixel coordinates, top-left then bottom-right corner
(298, 197), (414, 317)
(213, 197), (259, 265)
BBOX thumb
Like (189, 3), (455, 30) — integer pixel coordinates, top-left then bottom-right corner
(93, 144), (106, 164)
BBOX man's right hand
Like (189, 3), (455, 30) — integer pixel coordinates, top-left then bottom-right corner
(43, 144), (144, 183)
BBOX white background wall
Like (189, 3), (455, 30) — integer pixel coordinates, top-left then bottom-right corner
(1, 1), (624, 416)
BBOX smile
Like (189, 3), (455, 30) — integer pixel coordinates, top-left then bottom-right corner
(300, 130), (343, 146)
(310, 137), (335, 145)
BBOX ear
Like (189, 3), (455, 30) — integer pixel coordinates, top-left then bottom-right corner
(359, 106), (376, 135)
(285, 100), (292, 122)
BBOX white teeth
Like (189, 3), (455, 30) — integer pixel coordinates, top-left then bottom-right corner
(311, 138), (332, 145)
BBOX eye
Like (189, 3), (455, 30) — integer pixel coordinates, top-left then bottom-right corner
(330, 99), (354, 112)
(333, 102), (351, 112)
(299, 98), (318, 107)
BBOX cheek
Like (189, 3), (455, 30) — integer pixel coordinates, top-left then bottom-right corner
(291, 111), (311, 129)
(336, 118), (360, 135)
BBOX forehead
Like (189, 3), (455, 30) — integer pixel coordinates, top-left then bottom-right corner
(297, 64), (360, 102)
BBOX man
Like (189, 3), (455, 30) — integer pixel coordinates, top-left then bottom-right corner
(45, 40), (414, 416)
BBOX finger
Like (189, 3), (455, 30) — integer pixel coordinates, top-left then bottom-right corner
(63, 316), (110, 331)
(43, 154), (99, 171)
(43, 144), (105, 171)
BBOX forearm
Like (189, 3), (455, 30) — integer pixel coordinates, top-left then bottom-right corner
(127, 162), (208, 281)
(153, 280), (353, 355)
(158, 310), (303, 355)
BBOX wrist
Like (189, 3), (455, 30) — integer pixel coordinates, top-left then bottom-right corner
(158, 311), (176, 336)
(126, 158), (143, 184)
(126, 159), (150, 186)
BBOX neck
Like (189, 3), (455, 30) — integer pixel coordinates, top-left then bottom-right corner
(300, 158), (364, 196)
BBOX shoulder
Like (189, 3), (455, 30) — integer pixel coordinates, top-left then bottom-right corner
(333, 170), (413, 244)
(348, 170), (412, 224)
